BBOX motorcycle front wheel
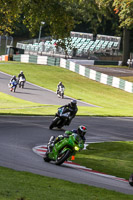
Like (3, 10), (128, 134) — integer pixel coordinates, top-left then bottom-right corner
(49, 117), (60, 129)
(13, 87), (16, 92)
(22, 82), (24, 88)
(43, 152), (51, 162)
(61, 93), (64, 99)
(55, 150), (71, 165)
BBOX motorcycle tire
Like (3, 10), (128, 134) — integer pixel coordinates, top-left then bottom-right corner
(13, 88), (16, 92)
(129, 173), (133, 186)
(21, 82), (24, 88)
(55, 150), (71, 165)
(43, 153), (51, 162)
(49, 117), (60, 129)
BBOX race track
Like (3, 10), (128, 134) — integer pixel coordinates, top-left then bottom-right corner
(0, 71), (133, 195)
(0, 71), (97, 107)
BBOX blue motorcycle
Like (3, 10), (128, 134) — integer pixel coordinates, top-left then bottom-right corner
(9, 80), (18, 92)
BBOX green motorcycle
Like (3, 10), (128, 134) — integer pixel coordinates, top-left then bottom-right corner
(44, 133), (84, 165)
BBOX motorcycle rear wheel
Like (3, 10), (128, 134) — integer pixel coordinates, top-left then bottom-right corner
(55, 150), (71, 165)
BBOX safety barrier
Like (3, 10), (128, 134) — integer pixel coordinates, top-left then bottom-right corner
(12, 54), (133, 93)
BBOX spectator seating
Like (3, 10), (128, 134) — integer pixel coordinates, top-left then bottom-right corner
(16, 32), (121, 57)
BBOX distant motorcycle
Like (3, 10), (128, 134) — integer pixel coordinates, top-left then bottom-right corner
(49, 107), (71, 129)
(44, 133), (84, 165)
(57, 86), (64, 99)
(8, 80), (18, 92)
(18, 77), (25, 88)
(129, 174), (133, 186)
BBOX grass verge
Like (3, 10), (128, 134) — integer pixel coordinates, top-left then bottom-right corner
(74, 141), (133, 180)
(0, 165), (132, 200)
(0, 92), (59, 115)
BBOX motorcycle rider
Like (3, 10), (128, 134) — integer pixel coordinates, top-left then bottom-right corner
(129, 173), (133, 186)
(59, 99), (78, 125)
(9, 75), (17, 85)
(18, 71), (26, 87)
(9, 75), (18, 91)
(56, 82), (65, 94)
(48, 125), (87, 152)
(18, 71), (26, 80)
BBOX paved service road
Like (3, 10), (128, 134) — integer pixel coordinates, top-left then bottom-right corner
(0, 71), (97, 107)
(0, 116), (133, 195)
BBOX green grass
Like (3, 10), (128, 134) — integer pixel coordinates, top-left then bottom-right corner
(0, 61), (133, 116)
(0, 92), (59, 115)
(74, 141), (133, 180)
(0, 165), (132, 200)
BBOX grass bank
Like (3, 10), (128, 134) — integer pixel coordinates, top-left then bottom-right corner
(0, 164), (132, 200)
(74, 141), (133, 180)
(0, 62), (133, 116)
(0, 92), (59, 115)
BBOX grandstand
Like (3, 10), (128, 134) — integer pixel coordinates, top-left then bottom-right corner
(16, 31), (121, 59)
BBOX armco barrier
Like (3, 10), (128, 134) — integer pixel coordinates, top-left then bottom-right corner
(12, 54), (133, 93)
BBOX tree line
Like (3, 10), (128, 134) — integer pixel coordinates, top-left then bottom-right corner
(0, 0), (133, 65)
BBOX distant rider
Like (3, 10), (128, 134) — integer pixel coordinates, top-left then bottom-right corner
(18, 71), (26, 81)
(56, 82), (65, 94)
(10, 75), (17, 85)
(18, 71), (26, 87)
(48, 125), (87, 152)
(9, 75), (18, 91)
(59, 99), (78, 125)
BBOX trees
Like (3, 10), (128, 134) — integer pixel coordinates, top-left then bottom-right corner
(0, 0), (22, 35)
(22, 0), (78, 39)
(113, 0), (133, 65)
(96, 0), (133, 65)
(0, 0), (76, 39)
(0, 0), (132, 64)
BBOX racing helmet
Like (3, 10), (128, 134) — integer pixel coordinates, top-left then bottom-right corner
(59, 82), (62, 84)
(77, 125), (87, 137)
(13, 75), (16, 78)
(20, 71), (23, 74)
(70, 99), (77, 107)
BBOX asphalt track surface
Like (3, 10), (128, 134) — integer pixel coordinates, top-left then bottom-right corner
(0, 71), (133, 195)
